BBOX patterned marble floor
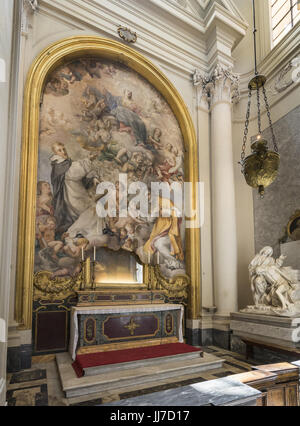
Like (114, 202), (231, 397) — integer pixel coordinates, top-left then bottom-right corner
(6, 346), (259, 406)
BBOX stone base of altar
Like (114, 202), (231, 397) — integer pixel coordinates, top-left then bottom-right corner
(56, 351), (224, 399)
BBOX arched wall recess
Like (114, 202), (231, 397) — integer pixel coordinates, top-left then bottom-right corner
(15, 36), (201, 329)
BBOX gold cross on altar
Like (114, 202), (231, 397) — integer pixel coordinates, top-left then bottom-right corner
(124, 317), (140, 335)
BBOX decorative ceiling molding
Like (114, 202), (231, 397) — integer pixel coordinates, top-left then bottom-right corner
(127, 0), (249, 40)
(197, 0), (210, 9)
(218, 0), (247, 23)
(136, 0), (248, 70)
(197, 0), (247, 23)
(35, 0), (205, 79)
(173, 0), (188, 7)
(35, 0), (248, 83)
(24, 0), (38, 11)
(37, 0), (247, 77)
(167, 0), (203, 16)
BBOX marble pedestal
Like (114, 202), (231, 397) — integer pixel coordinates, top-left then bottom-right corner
(230, 312), (300, 349)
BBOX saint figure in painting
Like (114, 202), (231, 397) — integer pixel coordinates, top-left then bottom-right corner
(50, 142), (99, 233)
(143, 197), (184, 262)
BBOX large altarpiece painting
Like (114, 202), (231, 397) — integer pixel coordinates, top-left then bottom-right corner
(37, 56), (185, 282)
(15, 37), (200, 351)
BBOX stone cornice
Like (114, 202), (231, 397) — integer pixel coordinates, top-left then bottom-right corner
(204, 2), (248, 47)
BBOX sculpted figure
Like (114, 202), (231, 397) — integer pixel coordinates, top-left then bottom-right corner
(243, 246), (300, 316)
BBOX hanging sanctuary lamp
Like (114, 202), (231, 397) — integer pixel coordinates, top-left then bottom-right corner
(240, 0), (279, 198)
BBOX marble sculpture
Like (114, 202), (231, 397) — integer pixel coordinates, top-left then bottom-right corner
(241, 246), (300, 317)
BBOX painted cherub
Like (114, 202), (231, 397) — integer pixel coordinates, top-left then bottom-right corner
(36, 181), (54, 216)
(125, 222), (136, 240)
(155, 144), (182, 182)
(119, 228), (128, 246)
(121, 152), (145, 180)
(37, 216), (63, 259)
(122, 238), (135, 252)
(63, 237), (89, 258)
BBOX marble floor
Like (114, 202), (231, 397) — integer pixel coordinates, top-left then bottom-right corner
(6, 346), (260, 406)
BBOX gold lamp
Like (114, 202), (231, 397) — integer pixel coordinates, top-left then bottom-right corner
(240, 0), (279, 198)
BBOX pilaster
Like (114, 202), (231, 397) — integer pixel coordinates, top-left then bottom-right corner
(191, 64), (240, 349)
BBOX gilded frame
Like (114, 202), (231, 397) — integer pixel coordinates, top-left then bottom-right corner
(287, 210), (300, 241)
(15, 36), (201, 329)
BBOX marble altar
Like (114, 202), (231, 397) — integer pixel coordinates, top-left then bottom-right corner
(70, 304), (184, 360)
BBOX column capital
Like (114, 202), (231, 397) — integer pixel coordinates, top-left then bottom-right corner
(193, 65), (240, 109)
(209, 64), (240, 107)
(21, 0), (38, 37)
(192, 69), (210, 111)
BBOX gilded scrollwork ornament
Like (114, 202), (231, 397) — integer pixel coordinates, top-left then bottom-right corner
(152, 265), (190, 302)
(33, 270), (82, 300)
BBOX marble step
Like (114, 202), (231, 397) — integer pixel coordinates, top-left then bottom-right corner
(56, 352), (224, 399)
(64, 368), (218, 406)
(83, 349), (203, 376)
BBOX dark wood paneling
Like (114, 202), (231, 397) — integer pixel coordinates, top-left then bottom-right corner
(35, 311), (67, 352)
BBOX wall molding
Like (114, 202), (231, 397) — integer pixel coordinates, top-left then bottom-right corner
(36, 0), (247, 76)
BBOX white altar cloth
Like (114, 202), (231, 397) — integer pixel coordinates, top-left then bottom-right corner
(70, 304), (184, 360)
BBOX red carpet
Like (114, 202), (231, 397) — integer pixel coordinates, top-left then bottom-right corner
(72, 343), (202, 378)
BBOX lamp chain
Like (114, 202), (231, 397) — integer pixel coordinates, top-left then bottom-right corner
(262, 85), (278, 153)
(241, 89), (252, 162)
(252, 0), (258, 75)
(256, 85), (262, 134)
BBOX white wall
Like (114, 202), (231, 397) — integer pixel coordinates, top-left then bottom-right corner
(0, 0), (16, 407)
(232, 0), (300, 308)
